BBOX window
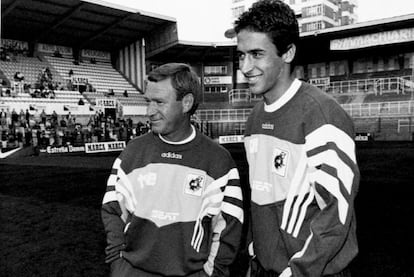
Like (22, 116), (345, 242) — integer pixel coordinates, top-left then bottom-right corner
(366, 59), (374, 73)
(232, 6), (245, 18)
(320, 64), (326, 77)
(403, 53), (413, 69)
(377, 58), (384, 72)
(204, 66), (228, 75)
(405, 53), (414, 69)
(303, 5), (322, 17)
(310, 66), (317, 78)
(383, 57), (389, 71)
(303, 21), (323, 32)
(352, 59), (365, 74)
(387, 55), (398, 70)
(205, 86), (228, 93)
(294, 65), (304, 79)
(309, 63), (327, 78)
(329, 61), (346, 76)
(339, 63), (345, 75)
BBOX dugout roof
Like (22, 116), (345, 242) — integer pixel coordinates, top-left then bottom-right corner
(146, 40), (237, 63)
(1, 0), (177, 52)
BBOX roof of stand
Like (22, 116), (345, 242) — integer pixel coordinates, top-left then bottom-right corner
(1, 0), (176, 52)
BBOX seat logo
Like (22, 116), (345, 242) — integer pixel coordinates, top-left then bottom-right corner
(252, 180), (272, 192)
(151, 210), (179, 221)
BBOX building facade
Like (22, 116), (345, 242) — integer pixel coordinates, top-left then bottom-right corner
(230, 0), (358, 33)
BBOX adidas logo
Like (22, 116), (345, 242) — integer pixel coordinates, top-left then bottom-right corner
(262, 123), (274, 130)
(161, 152), (183, 159)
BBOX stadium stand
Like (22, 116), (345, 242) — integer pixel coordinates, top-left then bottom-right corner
(2, 0), (414, 156)
(43, 56), (146, 105)
(0, 55), (64, 89)
(0, 47), (156, 152)
(44, 56), (135, 93)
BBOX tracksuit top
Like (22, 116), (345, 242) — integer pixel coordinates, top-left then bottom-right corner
(244, 79), (360, 276)
(101, 128), (243, 276)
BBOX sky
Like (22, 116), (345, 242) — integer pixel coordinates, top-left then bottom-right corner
(102, 0), (414, 42)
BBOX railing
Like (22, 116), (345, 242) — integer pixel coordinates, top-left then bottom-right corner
(196, 101), (414, 139)
(199, 121), (246, 138)
(313, 76), (414, 95)
(229, 75), (414, 104)
(342, 100), (414, 118)
(196, 108), (252, 122)
(196, 101), (414, 128)
(397, 118), (414, 133)
(229, 88), (262, 104)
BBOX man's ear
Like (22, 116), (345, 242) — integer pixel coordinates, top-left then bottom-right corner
(282, 44), (296, 63)
(182, 93), (194, 114)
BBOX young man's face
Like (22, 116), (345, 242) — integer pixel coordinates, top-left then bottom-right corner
(237, 30), (285, 100)
(144, 78), (188, 141)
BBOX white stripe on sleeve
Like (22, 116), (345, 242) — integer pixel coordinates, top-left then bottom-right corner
(309, 170), (349, 224)
(305, 124), (356, 163)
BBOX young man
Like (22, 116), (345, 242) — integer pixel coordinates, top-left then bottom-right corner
(229, 1), (360, 276)
(101, 63), (244, 277)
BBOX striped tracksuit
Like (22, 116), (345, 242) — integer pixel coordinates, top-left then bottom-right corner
(101, 129), (244, 277)
(244, 79), (360, 277)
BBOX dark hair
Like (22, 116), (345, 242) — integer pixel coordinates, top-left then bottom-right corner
(146, 63), (200, 115)
(234, 0), (299, 57)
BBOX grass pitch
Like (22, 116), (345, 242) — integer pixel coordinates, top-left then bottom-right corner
(0, 142), (413, 277)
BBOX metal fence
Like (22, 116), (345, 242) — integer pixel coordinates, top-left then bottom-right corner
(196, 108), (252, 123)
(342, 100), (414, 118)
(202, 76), (414, 140)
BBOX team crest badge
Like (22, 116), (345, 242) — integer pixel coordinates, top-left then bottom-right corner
(184, 174), (205, 196)
(272, 147), (289, 177)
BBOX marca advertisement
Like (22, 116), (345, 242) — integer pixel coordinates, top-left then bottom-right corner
(218, 135), (244, 144)
(95, 98), (118, 108)
(85, 141), (126, 153)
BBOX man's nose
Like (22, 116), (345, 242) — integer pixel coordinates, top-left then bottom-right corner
(146, 102), (157, 117)
(240, 55), (253, 75)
